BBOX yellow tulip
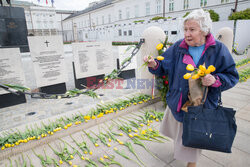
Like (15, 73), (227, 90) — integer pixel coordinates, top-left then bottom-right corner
(156, 43), (164, 50)
(95, 143), (99, 147)
(141, 130), (146, 135)
(113, 147), (118, 151)
(208, 65), (216, 72)
(199, 65), (206, 72)
(183, 73), (192, 79)
(89, 151), (93, 155)
(186, 64), (194, 71)
(192, 74), (200, 79)
(59, 160), (63, 164)
(197, 70), (205, 77)
(81, 156), (85, 160)
(156, 56), (164, 61)
(129, 134), (133, 138)
(205, 69), (211, 74)
(68, 161), (72, 165)
(104, 155), (108, 159)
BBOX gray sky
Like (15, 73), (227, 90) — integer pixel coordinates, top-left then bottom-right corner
(20, 0), (98, 11)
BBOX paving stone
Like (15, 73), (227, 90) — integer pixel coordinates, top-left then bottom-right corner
(233, 131), (250, 154)
(236, 109), (250, 122)
(222, 95), (249, 110)
(202, 147), (250, 167)
(236, 117), (250, 135)
(222, 91), (250, 101)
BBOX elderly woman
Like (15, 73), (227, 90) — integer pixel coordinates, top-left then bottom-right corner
(144, 9), (239, 167)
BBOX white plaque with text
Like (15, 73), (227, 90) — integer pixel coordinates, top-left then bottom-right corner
(0, 48), (26, 95)
(28, 36), (67, 87)
(118, 45), (137, 71)
(73, 42), (115, 79)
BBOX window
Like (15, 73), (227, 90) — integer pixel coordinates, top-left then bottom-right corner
(124, 31), (127, 36)
(134, 5), (139, 17)
(169, 0), (174, 12)
(108, 14), (111, 23)
(96, 17), (98, 25)
(221, 0), (229, 3)
(200, 0), (207, 7)
(156, 0), (162, 14)
(145, 2), (150, 16)
(118, 29), (122, 36)
(126, 7), (130, 19)
(102, 16), (104, 24)
(184, 0), (189, 9)
(128, 30), (132, 36)
(118, 10), (122, 20)
(171, 31), (177, 35)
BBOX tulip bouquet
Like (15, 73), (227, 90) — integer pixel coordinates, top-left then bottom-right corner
(183, 64), (216, 80)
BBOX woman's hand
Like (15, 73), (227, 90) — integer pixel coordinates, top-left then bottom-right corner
(143, 56), (157, 68)
(201, 74), (216, 86)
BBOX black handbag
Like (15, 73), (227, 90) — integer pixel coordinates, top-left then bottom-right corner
(182, 87), (237, 153)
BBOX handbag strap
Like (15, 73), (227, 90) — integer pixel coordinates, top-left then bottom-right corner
(201, 86), (208, 105)
(201, 86), (223, 106)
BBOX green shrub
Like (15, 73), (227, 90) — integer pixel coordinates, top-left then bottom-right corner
(183, 12), (190, 18)
(133, 20), (145, 23)
(208, 10), (219, 22)
(151, 16), (167, 21)
(112, 41), (139, 46)
(228, 8), (250, 20)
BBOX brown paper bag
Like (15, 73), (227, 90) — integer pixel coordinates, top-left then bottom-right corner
(182, 73), (208, 112)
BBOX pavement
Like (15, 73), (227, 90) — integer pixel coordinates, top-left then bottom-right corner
(0, 78), (249, 167)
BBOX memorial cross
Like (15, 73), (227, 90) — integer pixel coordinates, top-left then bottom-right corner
(44, 40), (50, 47)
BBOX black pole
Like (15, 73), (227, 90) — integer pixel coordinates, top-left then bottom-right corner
(234, 0), (238, 13)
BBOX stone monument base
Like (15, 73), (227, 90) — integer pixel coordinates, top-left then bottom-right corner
(40, 83), (67, 94)
(0, 93), (26, 108)
(119, 69), (136, 79)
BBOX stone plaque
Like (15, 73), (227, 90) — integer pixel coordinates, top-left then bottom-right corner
(0, 7), (29, 52)
(118, 45), (137, 70)
(28, 36), (67, 88)
(73, 42), (115, 79)
(0, 48), (26, 95)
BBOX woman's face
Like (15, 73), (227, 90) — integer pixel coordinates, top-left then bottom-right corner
(184, 19), (206, 47)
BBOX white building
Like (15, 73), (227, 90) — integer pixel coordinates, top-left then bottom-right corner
(62, 0), (250, 42)
(5, 0), (74, 36)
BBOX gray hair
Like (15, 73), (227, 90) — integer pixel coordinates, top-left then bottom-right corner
(183, 9), (212, 35)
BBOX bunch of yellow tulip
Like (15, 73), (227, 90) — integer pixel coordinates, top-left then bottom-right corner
(183, 64), (216, 80)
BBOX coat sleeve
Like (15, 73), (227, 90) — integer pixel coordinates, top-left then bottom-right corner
(214, 44), (239, 91)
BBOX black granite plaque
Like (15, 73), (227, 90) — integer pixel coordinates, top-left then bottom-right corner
(0, 6), (29, 52)
(0, 6), (28, 108)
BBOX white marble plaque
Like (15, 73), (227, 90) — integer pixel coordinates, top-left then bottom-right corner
(73, 42), (115, 79)
(28, 36), (67, 87)
(118, 45), (137, 71)
(0, 48), (26, 95)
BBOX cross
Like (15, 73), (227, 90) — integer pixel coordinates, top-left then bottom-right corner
(44, 40), (50, 47)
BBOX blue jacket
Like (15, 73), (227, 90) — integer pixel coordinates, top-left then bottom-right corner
(149, 34), (239, 122)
